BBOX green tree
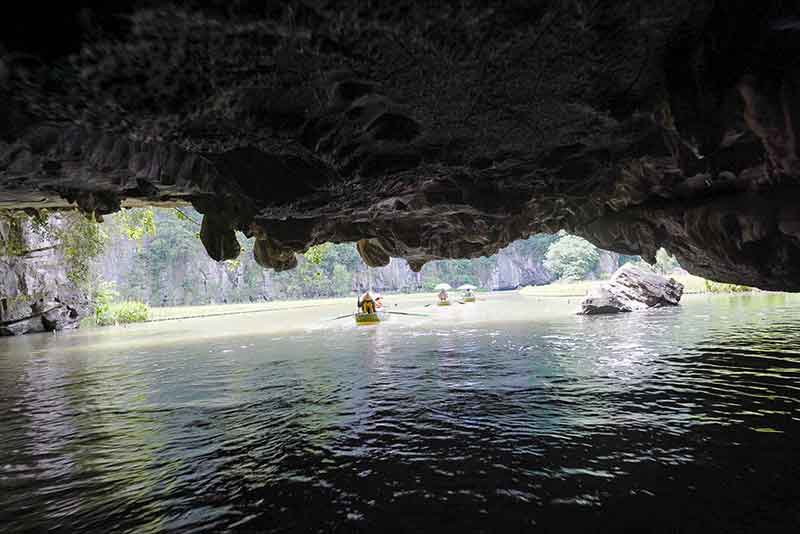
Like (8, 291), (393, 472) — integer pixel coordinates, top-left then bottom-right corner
(59, 211), (108, 289)
(703, 279), (752, 293)
(331, 264), (353, 296)
(115, 208), (156, 241)
(654, 248), (680, 274)
(304, 243), (332, 266)
(544, 235), (599, 281)
(0, 211), (30, 257)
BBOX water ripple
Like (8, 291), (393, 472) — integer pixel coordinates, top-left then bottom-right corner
(2, 294), (800, 532)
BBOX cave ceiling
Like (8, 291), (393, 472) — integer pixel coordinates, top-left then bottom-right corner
(1, 1), (799, 289)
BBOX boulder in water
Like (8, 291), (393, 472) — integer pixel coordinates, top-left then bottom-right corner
(580, 265), (684, 315)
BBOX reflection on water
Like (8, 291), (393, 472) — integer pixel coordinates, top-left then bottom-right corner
(2, 293), (800, 532)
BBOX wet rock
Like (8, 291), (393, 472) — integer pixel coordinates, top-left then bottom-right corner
(1, 2), (800, 290)
(580, 265), (684, 315)
(41, 293), (90, 331)
(356, 239), (391, 268)
(253, 237), (297, 271)
(199, 214), (240, 262)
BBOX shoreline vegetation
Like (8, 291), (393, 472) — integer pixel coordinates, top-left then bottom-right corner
(519, 274), (755, 297)
(149, 292), (451, 321)
(87, 292), (451, 326)
(13, 207), (751, 331)
(87, 273), (764, 328)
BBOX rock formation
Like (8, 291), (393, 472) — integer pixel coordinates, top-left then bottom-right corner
(0, 217), (90, 335)
(1, 2), (799, 290)
(580, 264), (684, 315)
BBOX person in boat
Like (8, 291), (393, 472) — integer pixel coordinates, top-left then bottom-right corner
(374, 294), (384, 309)
(464, 288), (474, 299)
(358, 292), (376, 314)
(438, 289), (449, 302)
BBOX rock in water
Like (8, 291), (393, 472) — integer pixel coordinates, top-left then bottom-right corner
(580, 265), (684, 315)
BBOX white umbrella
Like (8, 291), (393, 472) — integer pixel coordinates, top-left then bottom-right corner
(457, 284), (477, 290)
(434, 283), (452, 291)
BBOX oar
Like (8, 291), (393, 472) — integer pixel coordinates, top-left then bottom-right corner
(328, 313), (354, 321)
(385, 311), (430, 317)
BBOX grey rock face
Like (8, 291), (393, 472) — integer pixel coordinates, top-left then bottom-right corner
(0, 217), (91, 336)
(580, 265), (684, 315)
(488, 245), (553, 290)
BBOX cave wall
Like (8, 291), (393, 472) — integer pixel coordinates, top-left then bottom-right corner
(1, 1), (799, 289)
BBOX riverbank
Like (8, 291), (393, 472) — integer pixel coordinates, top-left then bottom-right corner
(96, 272), (760, 327)
(519, 274), (734, 297)
(146, 292), (454, 321)
(19, 291), (583, 356)
(103, 274), (717, 326)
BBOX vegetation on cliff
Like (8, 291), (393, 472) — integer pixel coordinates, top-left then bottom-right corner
(95, 208), (572, 306)
(3, 208), (754, 330)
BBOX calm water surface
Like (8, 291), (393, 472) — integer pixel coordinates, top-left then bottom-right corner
(1, 293), (800, 533)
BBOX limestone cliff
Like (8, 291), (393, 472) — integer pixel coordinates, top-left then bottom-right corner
(0, 217), (90, 335)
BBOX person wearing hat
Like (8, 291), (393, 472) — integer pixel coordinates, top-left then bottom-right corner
(358, 291), (376, 314)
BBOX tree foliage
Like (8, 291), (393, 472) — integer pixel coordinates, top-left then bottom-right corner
(60, 212), (108, 289)
(703, 280), (752, 293)
(109, 301), (150, 324)
(304, 243), (332, 265)
(654, 248), (680, 274)
(92, 209), (635, 305)
(1, 209), (108, 294)
(544, 235), (599, 281)
(115, 208), (156, 241)
(94, 281), (119, 325)
(0, 211), (29, 257)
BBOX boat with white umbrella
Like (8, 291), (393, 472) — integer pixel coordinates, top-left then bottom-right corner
(458, 284), (477, 302)
(434, 283), (452, 306)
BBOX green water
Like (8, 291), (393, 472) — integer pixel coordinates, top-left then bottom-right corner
(1, 292), (799, 532)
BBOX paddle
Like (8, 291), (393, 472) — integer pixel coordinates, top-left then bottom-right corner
(328, 313), (354, 321)
(385, 311), (430, 317)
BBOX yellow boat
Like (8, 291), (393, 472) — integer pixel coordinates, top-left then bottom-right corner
(437, 300), (452, 306)
(463, 296), (476, 303)
(355, 311), (386, 324)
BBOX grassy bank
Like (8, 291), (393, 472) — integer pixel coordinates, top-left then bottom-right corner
(146, 292), (454, 321)
(83, 290), (488, 326)
(91, 276), (757, 327)
(519, 274), (749, 297)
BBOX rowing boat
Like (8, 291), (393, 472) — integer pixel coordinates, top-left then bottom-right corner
(462, 296), (476, 303)
(437, 300), (451, 306)
(355, 311), (387, 324)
